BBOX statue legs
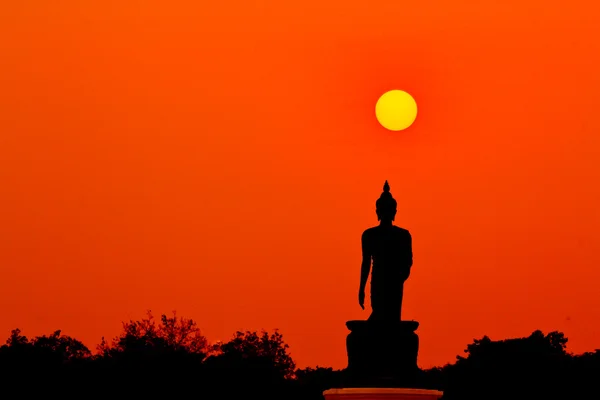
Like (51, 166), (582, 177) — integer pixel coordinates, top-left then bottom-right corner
(369, 283), (404, 322)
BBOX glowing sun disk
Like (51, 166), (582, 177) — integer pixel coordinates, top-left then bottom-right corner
(375, 90), (418, 131)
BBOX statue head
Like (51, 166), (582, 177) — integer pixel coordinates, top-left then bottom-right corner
(376, 180), (397, 222)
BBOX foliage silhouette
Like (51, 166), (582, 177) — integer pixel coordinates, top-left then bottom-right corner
(1, 311), (599, 400)
(97, 310), (208, 357)
(208, 329), (296, 379)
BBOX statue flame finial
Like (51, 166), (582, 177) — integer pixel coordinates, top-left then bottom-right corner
(376, 180), (397, 214)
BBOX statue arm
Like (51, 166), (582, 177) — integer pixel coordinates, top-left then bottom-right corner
(359, 231), (371, 292)
(406, 230), (413, 268)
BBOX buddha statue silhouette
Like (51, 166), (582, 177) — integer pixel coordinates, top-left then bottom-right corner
(358, 180), (413, 323)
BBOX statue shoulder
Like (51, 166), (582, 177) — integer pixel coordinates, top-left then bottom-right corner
(361, 227), (376, 239)
(393, 226), (412, 237)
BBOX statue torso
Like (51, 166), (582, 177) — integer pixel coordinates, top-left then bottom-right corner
(363, 225), (412, 287)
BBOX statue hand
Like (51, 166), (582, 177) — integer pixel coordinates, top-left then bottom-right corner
(358, 290), (365, 310)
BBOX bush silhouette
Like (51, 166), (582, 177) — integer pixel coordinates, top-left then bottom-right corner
(1, 311), (599, 400)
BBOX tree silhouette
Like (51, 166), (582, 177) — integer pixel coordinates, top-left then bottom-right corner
(0, 328), (90, 367)
(209, 329), (296, 379)
(0, 328), (92, 394)
(195, 329), (297, 400)
(435, 330), (575, 400)
(32, 330), (92, 362)
(1, 313), (599, 400)
(97, 309), (208, 358)
(91, 310), (209, 396)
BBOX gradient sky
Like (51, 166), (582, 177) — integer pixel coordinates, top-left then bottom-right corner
(1, 1), (600, 369)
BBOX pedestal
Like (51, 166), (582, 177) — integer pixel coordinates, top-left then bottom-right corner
(324, 388), (443, 400)
(345, 320), (420, 387)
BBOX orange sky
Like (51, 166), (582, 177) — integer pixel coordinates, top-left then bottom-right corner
(1, 1), (600, 369)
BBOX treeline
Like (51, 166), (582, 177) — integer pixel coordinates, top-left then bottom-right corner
(0, 311), (598, 399)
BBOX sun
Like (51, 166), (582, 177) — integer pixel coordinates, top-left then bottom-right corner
(375, 90), (418, 131)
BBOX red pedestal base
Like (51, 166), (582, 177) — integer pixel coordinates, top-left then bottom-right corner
(324, 388), (443, 400)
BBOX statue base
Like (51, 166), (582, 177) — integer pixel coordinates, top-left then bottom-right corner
(344, 320), (420, 388)
(324, 388), (443, 400)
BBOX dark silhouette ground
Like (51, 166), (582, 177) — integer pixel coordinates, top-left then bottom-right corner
(1, 311), (598, 400)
